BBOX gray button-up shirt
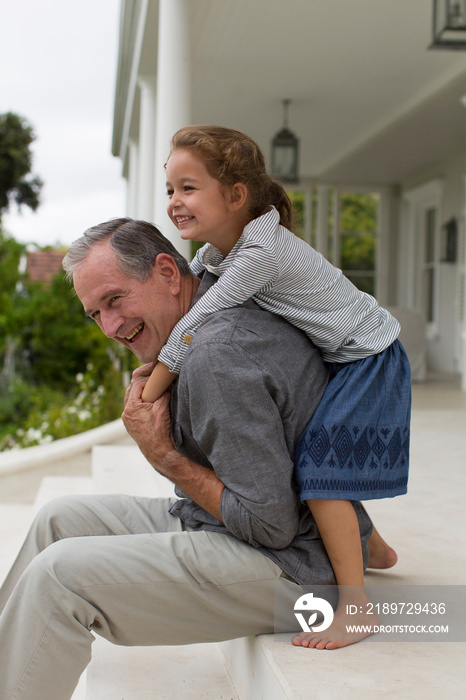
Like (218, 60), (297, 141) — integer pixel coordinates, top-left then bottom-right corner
(170, 272), (373, 585)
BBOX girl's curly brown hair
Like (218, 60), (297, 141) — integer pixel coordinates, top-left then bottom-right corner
(168, 125), (293, 229)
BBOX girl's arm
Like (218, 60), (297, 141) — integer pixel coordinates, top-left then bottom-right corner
(189, 243), (210, 275)
(141, 361), (178, 403)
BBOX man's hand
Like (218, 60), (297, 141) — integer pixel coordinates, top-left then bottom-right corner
(121, 365), (225, 521)
(122, 364), (174, 471)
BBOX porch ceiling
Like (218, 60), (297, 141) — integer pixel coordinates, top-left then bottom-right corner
(136, 0), (466, 186)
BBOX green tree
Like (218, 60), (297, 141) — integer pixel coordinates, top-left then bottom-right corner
(0, 229), (25, 295)
(0, 230), (25, 336)
(0, 111), (42, 377)
(0, 231), (27, 391)
(287, 190), (305, 238)
(0, 112), (43, 218)
(340, 193), (377, 234)
(339, 193), (378, 295)
(0, 264), (138, 449)
(16, 272), (108, 387)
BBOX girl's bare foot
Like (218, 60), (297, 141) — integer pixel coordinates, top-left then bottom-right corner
(291, 607), (378, 650)
(367, 526), (397, 569)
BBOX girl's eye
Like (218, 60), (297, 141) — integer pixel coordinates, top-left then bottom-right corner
(166, 189), (174, 196)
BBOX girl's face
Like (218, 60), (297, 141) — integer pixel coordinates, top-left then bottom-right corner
(165, 149), (247, 257)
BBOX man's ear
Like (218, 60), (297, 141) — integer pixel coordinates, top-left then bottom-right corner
(228, 182), (248, 211)
(152, 253), (181, 295)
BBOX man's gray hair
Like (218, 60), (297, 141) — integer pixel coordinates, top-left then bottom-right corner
(62, 218), (191, 282)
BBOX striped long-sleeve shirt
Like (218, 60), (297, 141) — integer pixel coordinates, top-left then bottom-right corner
(157, 206), (400, 373)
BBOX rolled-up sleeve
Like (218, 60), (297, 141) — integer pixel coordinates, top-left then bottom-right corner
(181, 339), (300, 550)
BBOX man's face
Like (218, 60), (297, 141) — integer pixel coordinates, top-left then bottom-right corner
(73, 241), (181, 363)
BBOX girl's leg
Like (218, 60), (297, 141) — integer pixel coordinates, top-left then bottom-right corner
(367, 525), (398, 569)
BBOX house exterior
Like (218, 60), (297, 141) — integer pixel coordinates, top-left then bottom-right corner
(111, 0), (466, 389)
(25, 250), (65, 284)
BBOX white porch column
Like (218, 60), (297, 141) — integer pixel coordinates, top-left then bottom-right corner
(316, 185), (329, 259)
(331, 189), (340, 267)
(137, 78), (157, 221)
(154, 0), (192, 259)
(126, 140), (139, 218)
(461, 176), (466, 391)
(461, 329), (466, 392)
(376, 187), (391, 305)
(302, 181), (313, 247)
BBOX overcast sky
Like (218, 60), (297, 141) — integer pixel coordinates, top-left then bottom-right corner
(0, 0), (126, 248)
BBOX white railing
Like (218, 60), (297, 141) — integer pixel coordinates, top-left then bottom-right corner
(0, 419), (127, 476)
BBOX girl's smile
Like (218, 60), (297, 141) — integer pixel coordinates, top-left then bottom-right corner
(165, 148), (249, 257)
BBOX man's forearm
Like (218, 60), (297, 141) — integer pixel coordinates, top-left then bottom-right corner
(154, 448), (224, 522)
(121, 377), (225, 522)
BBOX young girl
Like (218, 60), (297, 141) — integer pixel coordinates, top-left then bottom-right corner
(141, 125), (411, 650)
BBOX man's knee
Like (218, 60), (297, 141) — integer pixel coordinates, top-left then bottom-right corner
(26, 536), (92, 594)
(8, 538), (100, 641)
(35, 494), (79, 521)
(33, 495), (95, 544)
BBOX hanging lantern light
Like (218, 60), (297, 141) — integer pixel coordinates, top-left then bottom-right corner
(271, 99), (299, 183)
(430, 0), (466, 49)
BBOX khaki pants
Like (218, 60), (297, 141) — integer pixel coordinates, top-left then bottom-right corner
(0, 495), (301, 700)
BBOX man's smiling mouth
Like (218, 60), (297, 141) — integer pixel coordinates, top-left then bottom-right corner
(125, 323), (144, 342)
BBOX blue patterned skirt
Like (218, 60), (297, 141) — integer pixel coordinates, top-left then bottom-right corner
(294, 339), (411, 501)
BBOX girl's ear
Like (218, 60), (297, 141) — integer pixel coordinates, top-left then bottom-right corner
(228, 182), (248, 211)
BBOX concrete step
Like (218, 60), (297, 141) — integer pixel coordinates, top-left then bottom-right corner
(0, 503), (35, 585)
(33, 475), (95, 510)
(221, 636), (295, 700)
(86, 636), (238, 700)
(91, 444), (175, 498)
(223, 632), (466, 700)
(70, 671), (87, 700)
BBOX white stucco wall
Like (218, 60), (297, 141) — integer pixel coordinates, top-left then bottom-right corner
(399, 151), (466, 375)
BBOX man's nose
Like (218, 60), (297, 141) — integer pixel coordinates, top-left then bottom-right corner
(99, 309), (123, 338)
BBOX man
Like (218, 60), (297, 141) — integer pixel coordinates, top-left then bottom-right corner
(0, 219), (373, 699)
